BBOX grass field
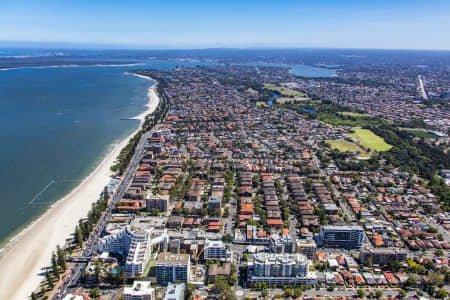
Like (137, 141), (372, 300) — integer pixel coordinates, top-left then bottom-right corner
(276, 96), (309, 104)
(326, 140), (365, 153)
(347, 128), (392, 152)
(247, 88), (258, 94)
(264, 83), (306, 97)
(341, 111), (370, 117)
(256, 101), (269, 107)
(400, 128), (437, 138)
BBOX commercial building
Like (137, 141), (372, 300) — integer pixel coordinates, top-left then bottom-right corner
(247, 253), (317, 286)
(204, 239), (232, 261)
(123, 281), (155, 300)
(360, 248), (407, 266)
(319, 225), (364, 249)
(156, 253), (190, 285)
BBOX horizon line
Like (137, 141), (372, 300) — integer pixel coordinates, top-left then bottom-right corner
(1, 40), (450, 52)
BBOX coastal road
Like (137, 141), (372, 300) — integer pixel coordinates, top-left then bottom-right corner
(55, 117), (164, 299)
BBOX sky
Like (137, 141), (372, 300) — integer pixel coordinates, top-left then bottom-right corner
(1, 0), (449, 50)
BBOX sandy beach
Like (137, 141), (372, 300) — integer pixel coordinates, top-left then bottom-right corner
(0, 74), (159, 300)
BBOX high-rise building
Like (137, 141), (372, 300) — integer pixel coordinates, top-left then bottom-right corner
(319, 225), (364, 249)
(156, 253), (190, 286)
(99, 226), (168, 277)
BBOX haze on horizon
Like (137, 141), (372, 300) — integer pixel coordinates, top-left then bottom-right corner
(1, 0), (450, 50)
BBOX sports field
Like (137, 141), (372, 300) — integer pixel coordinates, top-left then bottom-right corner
(263, 83), (307, 97)
(341, 111), (370, 117)
(347, 128), (392, 151)
(326, 140), (365, 153)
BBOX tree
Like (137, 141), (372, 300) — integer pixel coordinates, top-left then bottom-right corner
(398, 289), (407, 298)
(31, 292), (37, 300)
(51, 252), (60, 278)
(89, 287), (100, 299)
(261, 289), (268, 297)
(75, 226), (83, 248)
(405, 277), (417, 288)
(230, 264), (237, 275)
(283, 287), (294, 298)
(94, 263), (101, 283)
(328, 283), (335, 291)
(357, 289), (365, 298)
(222, 234), (233, 243)
(430, 272), (445, 288)
(184, 283), (195, 300)
(436, 289), (448, 299)
(435, 249), (444, 257)
(57, 245), (66, 271)
(103, 186), (110, 201)
(228, 275), (237, 286)
(211, 276), (236, 300)
(242, 253), (248, 261)
(294, 288), (303, 298)
(45, 270), (54, 289)
(375, 290), (383, 299)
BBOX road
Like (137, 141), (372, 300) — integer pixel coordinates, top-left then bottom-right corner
(418, 75), (428, 100)
(54, 119), (163, 299)
(235, 287), (421, 299)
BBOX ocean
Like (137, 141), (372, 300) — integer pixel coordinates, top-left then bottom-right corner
(0, 65), (154, 247)
(0, 52), (335, 248)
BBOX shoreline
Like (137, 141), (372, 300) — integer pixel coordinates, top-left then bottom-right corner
(0, 62), (145, 71)
(0, 73), (159, 300)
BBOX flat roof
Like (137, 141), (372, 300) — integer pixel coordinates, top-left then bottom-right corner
(157, 253), (190, 264)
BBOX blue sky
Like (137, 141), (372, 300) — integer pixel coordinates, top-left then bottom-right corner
(1, 0), (449, 50)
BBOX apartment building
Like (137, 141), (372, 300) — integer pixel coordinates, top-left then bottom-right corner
(156, 253), (190, 285)
(320, 225), (364, 249)
(204, 239), (232, 261)
(247, 253), (317, 286)
(360, 248), (407, 266)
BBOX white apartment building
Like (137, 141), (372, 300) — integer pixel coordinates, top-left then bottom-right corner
(248, 253), (317, 286)
(99, 226), (168, 277)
